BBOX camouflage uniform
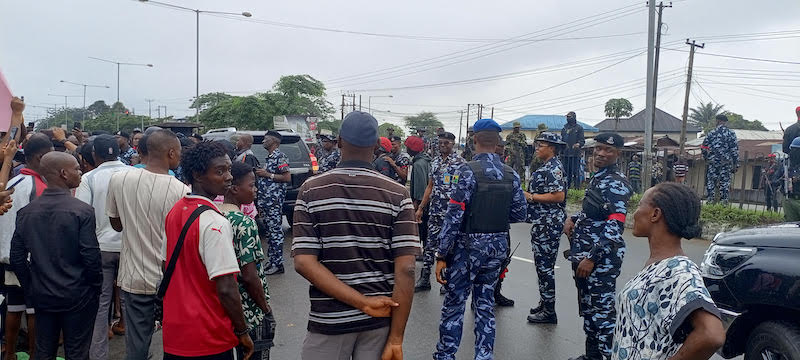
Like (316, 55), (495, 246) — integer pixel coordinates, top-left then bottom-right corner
(389, 151), (412, 184)
(434, 152), (527, 360)
(528, 156), (566, 307)
(118, 146), (137, 165)
(505, 132), (528, 183)
(569, 164), (631, 360)
(702, 124), (739, 203)
(428, 136), (441, 158)
(318, 148), (340, 173)
(422, 152), (465, 273)
(463, 135), (475, 161)
(256, 149), (290, 269)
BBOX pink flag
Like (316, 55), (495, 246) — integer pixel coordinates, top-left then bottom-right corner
(0, 67), (12, 132)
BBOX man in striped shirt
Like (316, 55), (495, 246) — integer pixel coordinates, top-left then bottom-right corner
(292, 111), (419, 360)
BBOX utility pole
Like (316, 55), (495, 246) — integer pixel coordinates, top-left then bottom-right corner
(648, 2), (672, 148)
(341, 94), (345, 120)
(491, 107), (494, 119)
(643, 0), (657, 191)
(351, 94), (356, 113)
(458, 110), (464, 144)
(679, 39), (705, 156)
(146, 99), (154, 119)
(358, 95), (362, 111)
(465, 104), (471, 135)
(156, 107), (161, 119)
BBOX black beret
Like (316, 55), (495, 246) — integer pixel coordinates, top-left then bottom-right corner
(594, 133), (624, 148)
(438, 132), (456, 141)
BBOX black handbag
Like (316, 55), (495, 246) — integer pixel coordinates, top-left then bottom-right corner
(155, 205), (214, 322)
(582, 187), (611, 221)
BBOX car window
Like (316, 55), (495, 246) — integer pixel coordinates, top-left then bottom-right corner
(279, 141), (308, 164)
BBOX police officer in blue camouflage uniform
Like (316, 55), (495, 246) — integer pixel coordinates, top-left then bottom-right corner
(415, 131), (465, 292)
(255, 130), (292, 274)
(524, 132), (567, 324)
(317, 134), (340, 173)
(433, 118), (527, 360)
(701, 114), (739, 204)
(563, 132), (631, 360)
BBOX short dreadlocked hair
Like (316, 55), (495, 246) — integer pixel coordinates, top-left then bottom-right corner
(648, 182), (702, 239)
(180, 141), (228, 185)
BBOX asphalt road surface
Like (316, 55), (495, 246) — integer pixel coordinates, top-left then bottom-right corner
(108, 223), (735, 360)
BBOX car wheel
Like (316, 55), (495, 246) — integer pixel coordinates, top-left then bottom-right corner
(745, 321), (800, 360)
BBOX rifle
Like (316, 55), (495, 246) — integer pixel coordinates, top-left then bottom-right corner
(501, 241), (521, 270)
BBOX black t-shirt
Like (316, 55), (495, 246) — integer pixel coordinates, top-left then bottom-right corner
(783, 122), (800, 154)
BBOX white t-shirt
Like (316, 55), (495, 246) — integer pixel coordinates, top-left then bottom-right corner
(75, 160), (131, 252)
(106, 167), (189, 295)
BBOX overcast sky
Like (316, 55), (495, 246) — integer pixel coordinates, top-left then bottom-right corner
(2, 0), (798, 134)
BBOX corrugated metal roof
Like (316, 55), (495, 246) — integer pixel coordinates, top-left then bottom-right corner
(595, 108), (702, 133)
(499, 114), (598, 132)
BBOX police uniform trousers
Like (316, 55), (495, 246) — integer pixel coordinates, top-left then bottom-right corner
(705, 161), (733, 203)
(256, 193), (286, 269)
(434, 238), (508, 360)
(572, 254), (623, 360)
(422, 214), (445, 271)
(530, 223), (561, 305)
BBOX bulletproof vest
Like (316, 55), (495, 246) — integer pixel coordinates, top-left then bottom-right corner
(462, 161), (515, 234)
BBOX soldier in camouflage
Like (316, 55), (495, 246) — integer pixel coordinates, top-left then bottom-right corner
(505, 121), (528, 184)
(701, 114), (739, 204)
(255, 130), (292, 275)
(433, 119), (527, 360)
(524, 132), (567, 324)
(462, 127), (475, 161)
(317, 135), (340, 173)
(427, 127), (445, 158)
(564, 132), (632, 360)
(415, 132), (465, 292)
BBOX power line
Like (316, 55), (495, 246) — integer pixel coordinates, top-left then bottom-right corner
(327, 8), (648, 88)
(662, 48), (800, 65)
(324, 3), (643, 85)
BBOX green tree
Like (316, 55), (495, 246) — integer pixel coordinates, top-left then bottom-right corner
(721, 111), (767, 131)
(196, 95), (274, 130)
(263, 75), (334, 119)
(87, 100), (111, 118)
(190, 92), (234, 112)
(316, 119), (342, 136)
(690, 102), (725, 130)
(378, 123), (405, 138)
(403, 112), (443, 133)
(111, 101), (129, 114)
(604, 98), (633, 131)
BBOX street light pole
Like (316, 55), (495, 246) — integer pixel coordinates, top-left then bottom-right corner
(59, 80), (109, 124)
(48, 93), (81, 128)
(138, 0), (251, 118)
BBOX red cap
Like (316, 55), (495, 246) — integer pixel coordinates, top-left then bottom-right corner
(379, 137), (392, 152)
(404, 136), (424, 152)
(796, 106), (800, 114)
(768, 153), (776, 158)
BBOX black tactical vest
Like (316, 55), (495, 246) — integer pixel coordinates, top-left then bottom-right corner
(462, 161), (515, 234)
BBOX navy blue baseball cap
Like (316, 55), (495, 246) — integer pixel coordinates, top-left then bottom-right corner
(93, 134), (120, 157)
(340, 111), (378, 147)
(473, 118), (502, 133)
(594, 133), (624, 148)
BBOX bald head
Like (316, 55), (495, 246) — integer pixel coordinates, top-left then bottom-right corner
(40, 152), (82, 189)
(147, 130), (180, 156)
(236, 133), (253, 151)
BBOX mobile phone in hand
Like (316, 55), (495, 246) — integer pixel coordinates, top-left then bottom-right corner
(8, 126), (18, 140)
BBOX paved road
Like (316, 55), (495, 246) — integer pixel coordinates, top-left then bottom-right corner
(107, 222), (734, 360)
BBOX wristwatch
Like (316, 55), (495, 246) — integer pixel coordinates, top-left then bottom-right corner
(270, 173), (275, 180)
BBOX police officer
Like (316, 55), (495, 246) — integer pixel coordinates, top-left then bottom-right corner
(784, 137), (800, 221)
(701, 114), (739, 204)
(563, 133), (632, 360)
(493, 135), (514, 307)
(317, 134), (340, 173)
(433, 118), (527, 360)
(255, 130), (292, 274)
(462, 127), (475, 161)
(524, 132), (567, 324)
(415, 131), (465, 292)
(505, 121), (528, 183)
(561, 111), (585, 189)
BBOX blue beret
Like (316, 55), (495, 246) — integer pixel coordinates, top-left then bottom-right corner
(473, 118), (502, 133)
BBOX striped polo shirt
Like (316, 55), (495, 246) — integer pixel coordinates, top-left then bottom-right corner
(292, 160), (421, 335)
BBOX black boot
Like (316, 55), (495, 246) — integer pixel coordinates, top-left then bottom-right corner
(527, 302), (557, 324)
(494, 278), (514, 307)
(414, 267), (431, 292)
(529, 301), (543, 314)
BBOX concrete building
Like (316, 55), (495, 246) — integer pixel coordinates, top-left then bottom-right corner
(594, 108), (702, 141)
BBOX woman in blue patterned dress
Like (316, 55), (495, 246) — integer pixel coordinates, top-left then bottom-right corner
(612, 183), (725, 360)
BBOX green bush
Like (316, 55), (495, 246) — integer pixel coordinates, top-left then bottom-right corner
(700, 204), (783, 227)
(567, 189), (585, 205)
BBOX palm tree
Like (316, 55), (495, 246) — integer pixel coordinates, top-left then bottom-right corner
(604, 98), (633, 131)
(689, 102), (724, 130)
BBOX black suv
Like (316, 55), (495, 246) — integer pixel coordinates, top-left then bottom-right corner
(701, 223), (800, 359)
(204, 130), (317, 224)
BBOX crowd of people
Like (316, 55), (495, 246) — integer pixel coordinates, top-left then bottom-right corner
(3, 98), (800, 360)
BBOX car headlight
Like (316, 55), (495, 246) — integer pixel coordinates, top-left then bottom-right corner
(701, 244), (756, 278)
